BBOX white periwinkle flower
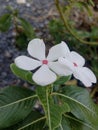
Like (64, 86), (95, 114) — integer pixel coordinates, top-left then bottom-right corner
(15, 38), (72, 86)
(59, 44), (97, 87)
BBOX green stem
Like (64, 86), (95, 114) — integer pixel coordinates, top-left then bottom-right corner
(13, 15), (18, 32)
(59, 124), (63, 130)
(46, 86), (52, 130)
(55, 0), (98, 45)
(90, 86), (98, 98)
(36, 85), (53, 130)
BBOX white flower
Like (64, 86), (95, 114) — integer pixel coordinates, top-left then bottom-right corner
(59, 45), (97, 87)
(15, 39), (72, 86)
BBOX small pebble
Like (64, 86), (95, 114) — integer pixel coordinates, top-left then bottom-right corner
(26, 3), (30, 7)
(4, 50), (12, 58)
(1, 72), (7, 77)
(16, 0), (26, 4)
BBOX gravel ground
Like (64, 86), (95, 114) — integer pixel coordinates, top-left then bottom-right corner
(0, 0), (55, 87)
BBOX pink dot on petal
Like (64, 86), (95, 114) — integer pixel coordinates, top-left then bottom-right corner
(73, 62), (78, 67)
(42, 60), (48, 65)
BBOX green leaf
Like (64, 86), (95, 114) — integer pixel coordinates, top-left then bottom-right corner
(75, 30), (90, 39)
(88, 0), (95, 7)
(49, 19), (66, 44)
(36, 86), (70, 130)
(55, 117), (71, 130)
(18, 17), (36, 39)
(5, 110), (46, 130)
(75, 2), (93, 16)
(53, 76), (71, 86)
(90, 26), (98, 40)
(26, 72), (35, 85)
(0, 14), (12, 32)
(52, 86), (97, 129)
(49, 101), (70, 130)
(0, 86), (37, 129)
(56, 114), (95, 130)
(10, 63), (35, 84)
(15, 32), (28, 49)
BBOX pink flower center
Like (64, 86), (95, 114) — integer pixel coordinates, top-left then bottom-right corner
(73, 62), (78, 67)
(42, 60), (48, 65)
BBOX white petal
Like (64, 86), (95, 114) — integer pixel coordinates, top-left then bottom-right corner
(27, 38), (46, 60)
(68, 51), (85, 67)
(47, 41), (70, 61)
(81, 67), (96, 83)
(33, 65), (57, 86)
(48, 61), (72, 76)
(15, 56), (41, 70)
(73, 67), (96, 87)
(59, 57), (74, 71)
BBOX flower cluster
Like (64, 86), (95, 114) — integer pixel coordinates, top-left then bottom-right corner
(15, 38), (96, 86)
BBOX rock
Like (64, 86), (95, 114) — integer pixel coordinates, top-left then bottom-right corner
(26, 3), (30, 7)
(16, 0), (26, 4)
(4, 50), (12, 58)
